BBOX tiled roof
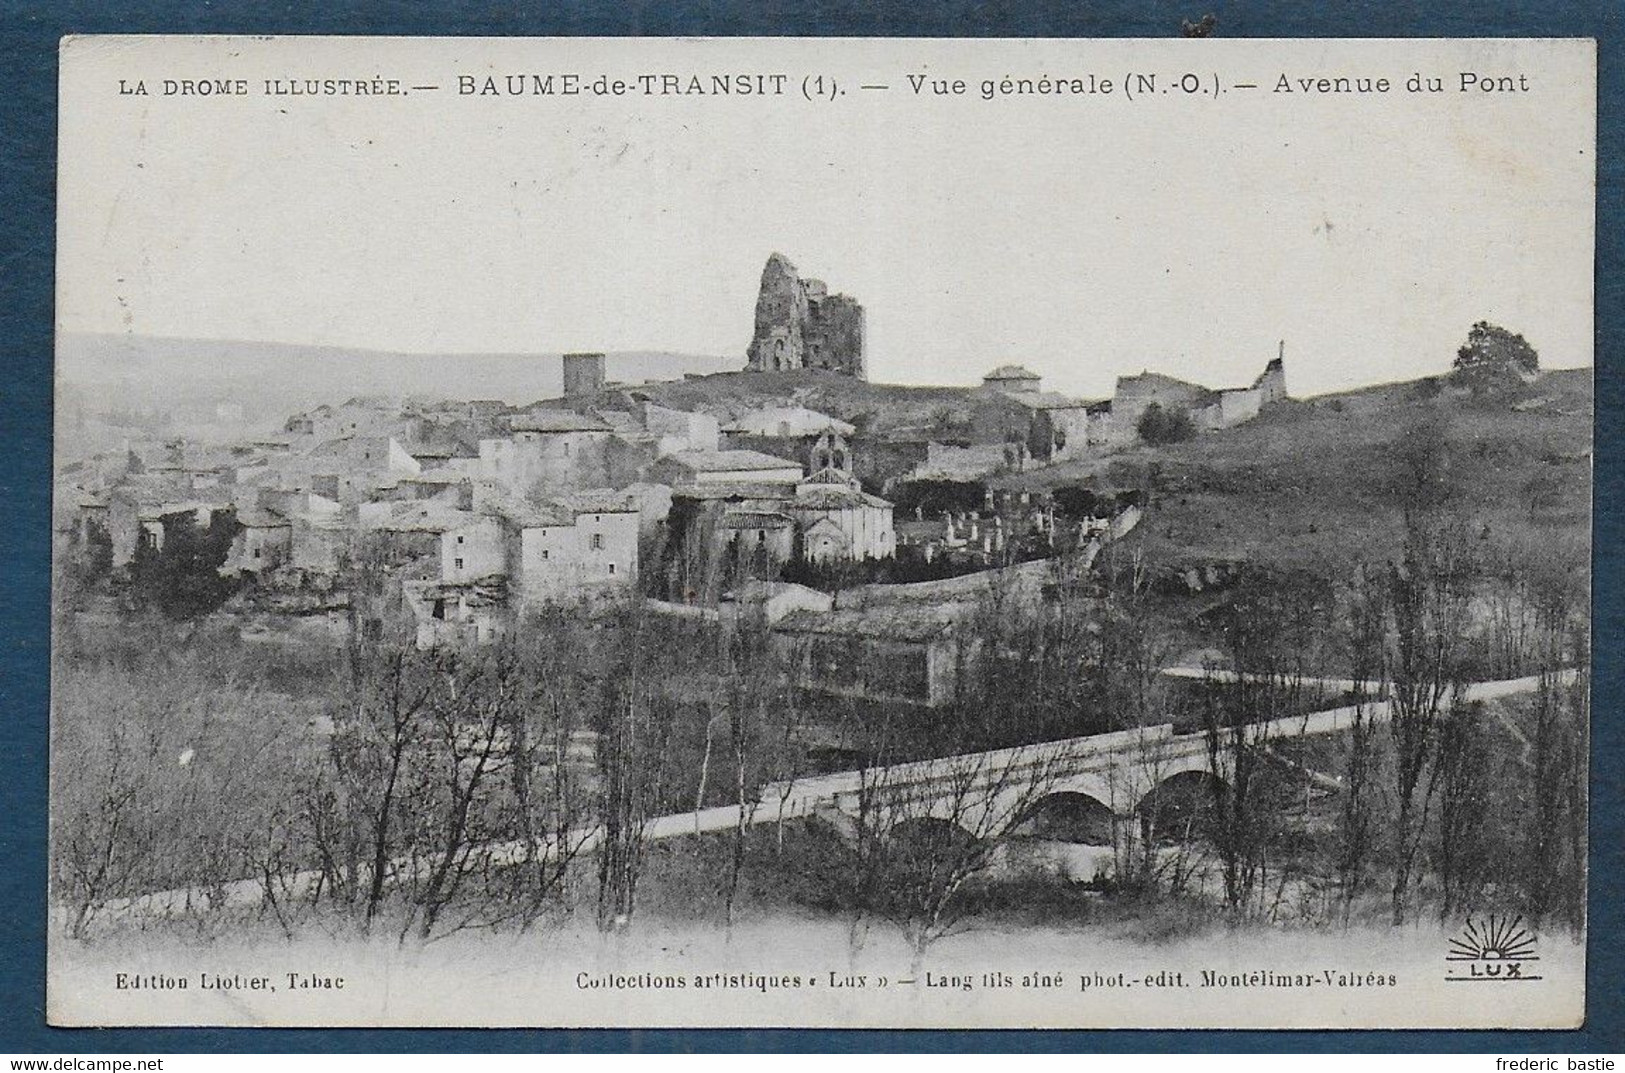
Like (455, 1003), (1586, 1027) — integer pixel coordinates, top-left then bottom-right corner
(794, 486), (891, 510)
(667, 449), (802, 472)
(671, 482), (798, 502)
(482, 498), (575, 527)
(509, 410), (612, 433)
(1009, 391), (1092, 411)
(364, 502), (472, 533)
(564, 488), (640, 514)
(984, 364), (1041, 381)
(236, 508), (291, 528)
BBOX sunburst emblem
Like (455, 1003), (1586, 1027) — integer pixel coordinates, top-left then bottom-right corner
(1445, 914), (1542, 981)
(1447, 914), (1538, 961)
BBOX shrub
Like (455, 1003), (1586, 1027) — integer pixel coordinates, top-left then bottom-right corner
(1137, 402), (1196, 445)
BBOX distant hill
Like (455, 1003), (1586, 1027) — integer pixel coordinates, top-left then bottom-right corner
(56, 333), (734, 430)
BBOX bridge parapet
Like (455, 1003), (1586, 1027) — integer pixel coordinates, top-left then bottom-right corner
(762, 723), (1184, 828)
(763, 671), (1576, 835)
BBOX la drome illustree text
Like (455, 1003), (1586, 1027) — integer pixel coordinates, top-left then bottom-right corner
(114, 68), (1534, 101)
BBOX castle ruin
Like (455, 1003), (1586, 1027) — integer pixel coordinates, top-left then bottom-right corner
(745, 253), (866, 379)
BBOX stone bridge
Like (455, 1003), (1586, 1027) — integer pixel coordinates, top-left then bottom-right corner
(91, 671), (1563, 922)
(757, 671), (1562, 845)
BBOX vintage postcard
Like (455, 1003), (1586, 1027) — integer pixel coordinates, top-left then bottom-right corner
(49, 35), (1594, 1028)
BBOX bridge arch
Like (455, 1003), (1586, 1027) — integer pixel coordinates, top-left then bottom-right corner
(1007, 791), (1116, 845)
(1135, 769), (1226, 843)
(881, 815), (984, 867)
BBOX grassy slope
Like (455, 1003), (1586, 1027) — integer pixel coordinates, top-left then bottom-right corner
(998, 370), (1593, 578)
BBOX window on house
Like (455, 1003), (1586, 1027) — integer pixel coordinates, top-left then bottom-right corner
(758, 530), (766, 541)
(590, 533), (604, 550)
(456, 535), (464, 544)
(541, 549), (549, 560)
(564, 442), (571, 456)
(454, 557), (464, 570)
(608, 563), (616, 576)
(252, 547), (261, 559)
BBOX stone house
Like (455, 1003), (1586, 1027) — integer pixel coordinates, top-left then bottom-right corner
(772, 602), (981, 708)
(292, 434), (424, 506)
(981, 364), (1044, 397)
(718, 509), (797, 574)
(226, 508), (292, 575)
(440, 512), (508, 584)
(478, 410), (613, 496)
(402, 577), (509, 648)
(637, 401), (720, 455)
(497, 491), (640, 607)
(357, 501), (472, 580)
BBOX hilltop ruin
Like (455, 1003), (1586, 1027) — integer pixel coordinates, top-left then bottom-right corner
(744, 253), (866, 379)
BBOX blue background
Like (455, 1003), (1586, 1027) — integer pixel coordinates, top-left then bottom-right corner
(1, 0), (1618, 1053)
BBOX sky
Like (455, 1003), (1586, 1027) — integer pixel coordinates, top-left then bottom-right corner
(57, 36), (1596, 400)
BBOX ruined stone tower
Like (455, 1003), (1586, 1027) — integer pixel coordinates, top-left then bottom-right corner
(745, 253), (866, 379)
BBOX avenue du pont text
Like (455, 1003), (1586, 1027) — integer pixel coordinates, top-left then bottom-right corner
(115, 68), (1535, 102)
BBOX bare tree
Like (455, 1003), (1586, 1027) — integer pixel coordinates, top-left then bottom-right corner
(849, 741), (1065, 969)
(1335, 567), (1386, 924)
(594, 603), (680, 933)
(401, 643), (528, 940)
(1197, 573), (1326, 919)
(53, 630), (312, 939)
(1091, 547), (1173, 736)
(501, 606), (597, 932)
(1384, 518), (1472, 925)
(1520, 581), (1588, 931)
(713, 602), (795, 934)
(327, 540), (435, 932)
(54, 699), (156, 938)
(828, 575), (1070, 966)
(1434, 697), (1494, 921)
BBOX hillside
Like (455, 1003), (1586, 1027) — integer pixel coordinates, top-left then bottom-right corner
(994, 369), (1593, 579)
(626, 370), (1028, 442)
(610, 366), (1592, 584)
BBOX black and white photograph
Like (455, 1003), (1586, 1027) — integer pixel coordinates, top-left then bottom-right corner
(46, 35), (1594, 1028)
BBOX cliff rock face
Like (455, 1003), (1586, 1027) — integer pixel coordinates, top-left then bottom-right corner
(745, 253), (865, 379)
